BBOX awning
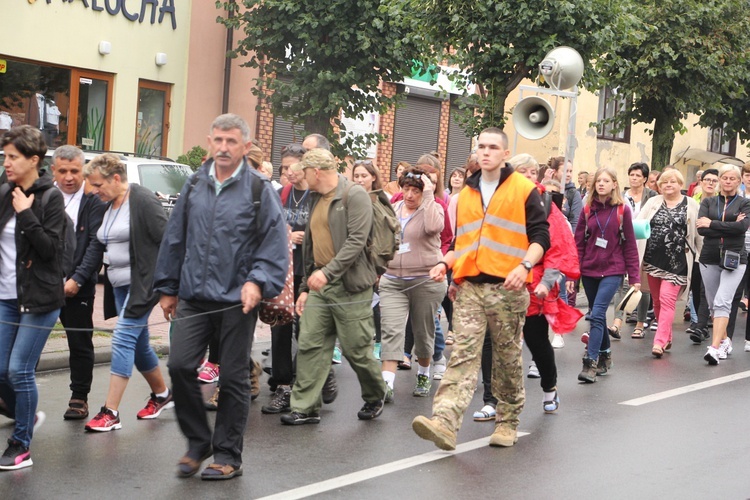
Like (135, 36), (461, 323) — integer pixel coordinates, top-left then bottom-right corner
(672, 147), (745, 168)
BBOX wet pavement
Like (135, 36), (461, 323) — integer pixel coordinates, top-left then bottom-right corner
(3, 294), (750, 499)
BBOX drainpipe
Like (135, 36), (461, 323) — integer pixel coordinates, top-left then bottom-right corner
(221, 1), (236, 114)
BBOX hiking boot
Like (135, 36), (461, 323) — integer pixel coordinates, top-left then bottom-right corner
(412, 416), (456, 451)
(596, 351), (612, 376)
(322, 368), (338, 404)
(137, 390), (175, 419)
(489, 425), (518, 447)
(357, 400), (384, 420)
(261, 385), (291, 414)
(204, 386), (219, 411)
(85, 407), (122, 432)
(280, 411), (321, 425)
(413, 374), (431, 397)
(0, 439), (32, 470)
(250, 360), (262, 401)
(578, 356), (597, 383)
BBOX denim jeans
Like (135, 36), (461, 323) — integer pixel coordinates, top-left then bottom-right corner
(581, 275), (623, 360)
(0, 300), (59, 447)
(110, 286), (159, 378)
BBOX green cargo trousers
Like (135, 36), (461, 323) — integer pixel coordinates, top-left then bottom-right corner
(290, 280), (386, 414)
(432, 281), (529, 433)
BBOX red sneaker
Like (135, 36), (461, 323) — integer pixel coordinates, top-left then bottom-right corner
(197, 361), (220, 383)
(581, 331), (589, 345)
(137, 390), (175, 420)
(85, 407), (122, 432)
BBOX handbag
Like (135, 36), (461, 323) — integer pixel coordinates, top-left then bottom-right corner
(259, 225), (295, 326)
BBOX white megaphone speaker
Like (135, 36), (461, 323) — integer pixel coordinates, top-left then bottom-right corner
(539, 46), (584, 91)
(513, 96), (555, 140)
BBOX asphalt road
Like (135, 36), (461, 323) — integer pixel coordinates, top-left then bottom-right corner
(2, 319), (750, 499)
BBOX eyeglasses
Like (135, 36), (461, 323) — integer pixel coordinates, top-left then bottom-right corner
(354, 160), (373, 166)
(702, 178), (718, 184)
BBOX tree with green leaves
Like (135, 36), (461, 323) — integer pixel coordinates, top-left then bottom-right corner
(596, 0), (750, 169)
(407, 0), (620, 138)
(217, 0), (428, 159)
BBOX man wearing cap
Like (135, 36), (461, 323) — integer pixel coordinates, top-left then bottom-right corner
(154, 113), (288, 480)
(282, 148), (386, 425)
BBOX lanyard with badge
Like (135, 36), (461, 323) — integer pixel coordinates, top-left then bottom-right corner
(594, 206), (615, 249)
(397, 203), (415, 254)
(101, 186), (129, 265)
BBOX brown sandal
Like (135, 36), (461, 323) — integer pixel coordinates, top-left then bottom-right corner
(177, 449), (213, 478)
(63, 399), (89, 420)
(631, 328), (645, 339)
(651, 345), (664, 358)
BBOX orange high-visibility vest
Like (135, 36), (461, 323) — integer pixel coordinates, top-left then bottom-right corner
(453, 172), (534, 283)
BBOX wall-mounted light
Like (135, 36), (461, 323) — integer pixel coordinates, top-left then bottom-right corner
(98, 41), (111, 55)
(155, 53), (168, 66)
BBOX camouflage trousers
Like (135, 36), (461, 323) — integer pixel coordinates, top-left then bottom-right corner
(432, 281), (529, 433)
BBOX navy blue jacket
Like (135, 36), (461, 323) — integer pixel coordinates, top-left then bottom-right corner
(153, 159), (288, 303)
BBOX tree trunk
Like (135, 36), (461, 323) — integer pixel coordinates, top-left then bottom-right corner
(304, 113), (332, 137)
(651, 115), (676, 171)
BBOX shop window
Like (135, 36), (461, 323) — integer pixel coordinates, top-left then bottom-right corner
(596, 86), (630, 143)
(0, 56), (113, 150)
(0, 58), (70, 148)
(136, 80), (171, 157)
(707, 124), (736, 156)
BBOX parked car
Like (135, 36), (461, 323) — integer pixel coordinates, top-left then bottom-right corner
(0, 149), (192, 216)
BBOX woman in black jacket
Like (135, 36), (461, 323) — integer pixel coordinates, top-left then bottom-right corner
(82, 153), (171, 432)
(697, 164), (750, 365)
(0, 126), (65, 470)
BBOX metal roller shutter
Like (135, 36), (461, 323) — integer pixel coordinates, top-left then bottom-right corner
(445, 104), (473, 185)
(270, 114), (305, 180)
(389, 92), (441, 181)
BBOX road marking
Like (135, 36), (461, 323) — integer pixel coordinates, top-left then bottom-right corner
(255, 432), (529, 500)
(619, 370), (750, 406)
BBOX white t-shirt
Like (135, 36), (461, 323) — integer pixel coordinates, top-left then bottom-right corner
(480, 178), (500, 212)
(0, 216), (17, 299)
(61, 183), (85, 228)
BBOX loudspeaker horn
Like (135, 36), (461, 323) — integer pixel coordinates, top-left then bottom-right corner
(539, 46), (584, 91)
(513, 96), (555, 140)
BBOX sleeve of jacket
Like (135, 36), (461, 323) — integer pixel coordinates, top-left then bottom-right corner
(421, 191), (445, 236)
(17, 188), (64, 262)
(705, 198), (750, 235)
(525, 189), (550, 253)
(153, 178), (191, 296)
(568, 188), (583, 233)
(71, 197), (106, 285)
(321, 185), (372, 283)
(245, 180), (288, 298)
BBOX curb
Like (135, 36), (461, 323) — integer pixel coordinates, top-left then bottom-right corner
(37, 344), (171, 373)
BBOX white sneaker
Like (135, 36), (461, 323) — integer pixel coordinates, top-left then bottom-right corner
(527, 361), (540, 378)
(744, 340), (750, 352)
(551, 334), (565, 349)
(718, 338), (733, 359)
(650, 321), (658, 331)
(432, 355), (447, 380)
(704, 346), (720, 365)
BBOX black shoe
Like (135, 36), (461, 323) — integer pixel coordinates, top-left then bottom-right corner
(596, 351), (612, 376)
(584, 310), (592, 321)
(578, 356), (597, 383)
(686, 323), (698, 335)
(625, 312), (638, 324)
(690, 328), (708, 345)
(322, 368), (338, 404)
(357, 400), (384, 420)
(261, 385), (291, 414)
(280, 411), (320, 425)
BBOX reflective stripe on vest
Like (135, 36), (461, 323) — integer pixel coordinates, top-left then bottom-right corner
(453, 172), (534, 282)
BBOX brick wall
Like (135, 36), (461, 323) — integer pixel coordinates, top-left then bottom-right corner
(256, 85), (274, 161)
(376, 82), (397, 181)
(438, 99), (450, 172)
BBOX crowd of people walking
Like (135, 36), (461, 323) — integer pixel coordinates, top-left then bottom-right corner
(0, 118), (748, 477)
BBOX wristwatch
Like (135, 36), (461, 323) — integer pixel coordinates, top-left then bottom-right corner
(520, 260), (533, 272)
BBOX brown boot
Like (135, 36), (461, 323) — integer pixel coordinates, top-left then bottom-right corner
(596, 351), (612, 375)
(250, 360), (262, 400)
(578, 356), (597, 383)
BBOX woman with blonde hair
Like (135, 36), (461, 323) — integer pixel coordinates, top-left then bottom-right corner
(635, 169), (702, 357)
(697, 164), (750, 364)
(575, 167), (640, 382)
